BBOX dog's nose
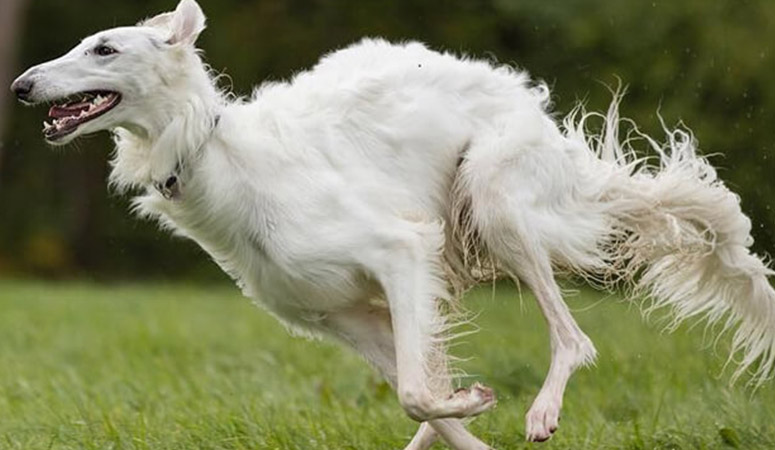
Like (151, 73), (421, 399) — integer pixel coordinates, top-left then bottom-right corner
(10, 77), (34, 101)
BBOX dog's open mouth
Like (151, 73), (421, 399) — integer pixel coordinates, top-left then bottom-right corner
(43, 90), (121, 140)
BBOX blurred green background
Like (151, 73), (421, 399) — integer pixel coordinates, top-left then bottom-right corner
(1, 0), (774, 280)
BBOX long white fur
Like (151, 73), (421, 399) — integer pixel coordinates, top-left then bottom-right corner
(11, 0), (775, 447)
(562, 99), (775, 385)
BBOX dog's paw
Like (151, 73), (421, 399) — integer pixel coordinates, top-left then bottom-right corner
(525, 395), (560, 442)
(448, 382), (497, 417)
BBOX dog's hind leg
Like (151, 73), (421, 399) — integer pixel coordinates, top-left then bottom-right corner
(504, 251), (595, 442)
(479, 224), (595, 442)
(461, 122), (597, 442)
(321, 305), (491, 450)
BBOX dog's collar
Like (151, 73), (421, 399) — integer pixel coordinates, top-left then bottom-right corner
(154, 114), (221, 200)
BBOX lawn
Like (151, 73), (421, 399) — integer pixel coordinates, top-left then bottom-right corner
(0, 279), (773, 449)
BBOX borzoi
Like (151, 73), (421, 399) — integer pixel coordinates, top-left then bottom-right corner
(11, 1), (775, 448)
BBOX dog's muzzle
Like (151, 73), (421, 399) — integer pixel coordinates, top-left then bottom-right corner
(10, 77), (34, 102)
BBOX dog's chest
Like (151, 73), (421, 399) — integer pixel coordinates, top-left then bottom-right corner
(156, 188), (378, 319)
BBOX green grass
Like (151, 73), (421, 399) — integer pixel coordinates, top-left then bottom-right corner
(0, 279), (773, 449)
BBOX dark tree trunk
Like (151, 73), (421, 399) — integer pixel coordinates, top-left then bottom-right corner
(0, 0), (29, 175)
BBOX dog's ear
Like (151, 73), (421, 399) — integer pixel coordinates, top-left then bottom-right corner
(169, 0), (206, 46)
(140, 0), (206, 46)
(140, 11), (175, 30)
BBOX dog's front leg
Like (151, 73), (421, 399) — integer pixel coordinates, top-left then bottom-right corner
(403, 422), (438, 450)
(405, 420), (493, 450)
(321, 305), (491, 450)
(368, 230), (496, 422)
(389, 292), (495, 422)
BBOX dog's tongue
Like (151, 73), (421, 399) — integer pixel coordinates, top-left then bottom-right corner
(49, 100), (91, 119)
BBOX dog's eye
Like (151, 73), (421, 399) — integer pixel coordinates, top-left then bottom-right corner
(93, 45), (117, 57)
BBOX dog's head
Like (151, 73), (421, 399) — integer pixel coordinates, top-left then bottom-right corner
(10, 0), (208, 145)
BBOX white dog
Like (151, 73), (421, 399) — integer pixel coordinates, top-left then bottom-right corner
(11, 1), (775, 448)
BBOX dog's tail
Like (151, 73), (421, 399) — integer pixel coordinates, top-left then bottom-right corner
(563, 92), (775, 385)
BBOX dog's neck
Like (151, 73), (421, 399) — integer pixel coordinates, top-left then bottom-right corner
(109, 62), (223, 196)
(151, 110), (221, 200)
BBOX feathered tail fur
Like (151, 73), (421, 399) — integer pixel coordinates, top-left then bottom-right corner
(563, 93), (775, 385)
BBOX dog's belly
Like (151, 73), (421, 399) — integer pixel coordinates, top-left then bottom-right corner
(245, 255), (381, 320)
